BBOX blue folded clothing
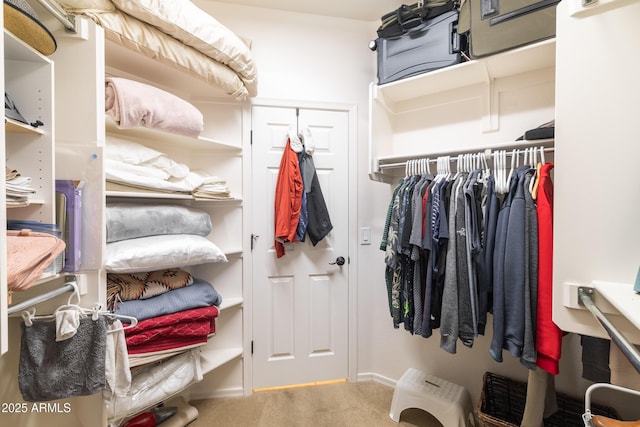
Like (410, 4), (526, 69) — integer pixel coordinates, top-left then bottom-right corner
(114, 278), (222, 321)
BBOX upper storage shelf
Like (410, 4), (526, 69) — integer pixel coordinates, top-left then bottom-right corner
(369, 38), (556, 183)
(372, 38), (556, 114)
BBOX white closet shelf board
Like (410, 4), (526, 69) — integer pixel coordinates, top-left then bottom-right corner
(5, 118), (45, 135)
(223, 248), (243, 257)
(105, 184), (242, 202)
(200, 346), (243, 375)
(372, 38), (556, 114)
(592, 281), (640, 331)
(105, 118), (241, 153)
(7, 199), (45, 208)
(105, 186), (194, 199)
(562, 281), (640, 343)
(4, 30), (51, 63)
(219, 297), (243, 311)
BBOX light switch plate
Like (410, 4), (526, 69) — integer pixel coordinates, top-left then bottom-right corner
(359, 227), (371, 245)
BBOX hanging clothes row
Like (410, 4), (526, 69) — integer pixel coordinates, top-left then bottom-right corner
(274, 128), (333, 258)
(380, 146), (563, 374)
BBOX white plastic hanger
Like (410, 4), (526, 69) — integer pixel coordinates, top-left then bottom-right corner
(528, 146), (539, 197)
(287, 127), (303, 153)
(499, 150), (508, 194)
(493, 150), (503, 193)
(505, 149), (517, 193)
(22, 302), (138, 329)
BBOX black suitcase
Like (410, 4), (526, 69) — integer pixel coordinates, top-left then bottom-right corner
(372, 9), (467, 85)
(458, 0), (560, 58)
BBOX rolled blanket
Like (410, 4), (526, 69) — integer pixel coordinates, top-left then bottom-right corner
(105, 77), (203, 137)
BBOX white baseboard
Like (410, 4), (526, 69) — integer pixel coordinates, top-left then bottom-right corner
(190, 374), (398, 401)
(356, 371), (397, 388)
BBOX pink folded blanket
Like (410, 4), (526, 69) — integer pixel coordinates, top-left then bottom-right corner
(105, 77), (203, 137)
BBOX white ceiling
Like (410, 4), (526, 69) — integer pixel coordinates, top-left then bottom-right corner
(210, 0), (405, 21)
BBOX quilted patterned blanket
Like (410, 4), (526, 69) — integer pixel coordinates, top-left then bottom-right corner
(107, 268), (193, 311)
(125, 305), (218, 355)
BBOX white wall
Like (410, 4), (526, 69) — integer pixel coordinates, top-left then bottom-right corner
(196, 1), (637, 418)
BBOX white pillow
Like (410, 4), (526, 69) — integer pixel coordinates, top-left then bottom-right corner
(105, 234), (227, 273)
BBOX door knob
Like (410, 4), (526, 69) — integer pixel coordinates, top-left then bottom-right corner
(329, 256), (345, 266)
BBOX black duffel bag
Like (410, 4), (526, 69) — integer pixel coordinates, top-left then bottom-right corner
(371, 1), (468, 85)
(376, 1), (457, 39)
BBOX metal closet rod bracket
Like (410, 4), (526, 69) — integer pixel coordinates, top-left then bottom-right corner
(577, 286), (640, 374)
(34, 0), (78, 33)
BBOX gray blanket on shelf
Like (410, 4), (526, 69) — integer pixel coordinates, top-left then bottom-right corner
(115, 279), (222, 321)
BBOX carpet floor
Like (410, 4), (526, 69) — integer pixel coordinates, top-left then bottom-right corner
(187, 381), (443, 427)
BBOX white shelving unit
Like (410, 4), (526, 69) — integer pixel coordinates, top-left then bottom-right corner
(99, 27), (248, 401)
(369, 38), (556, 184)
(3, 27), (58, 322)
(553, 0), (640, 345)
(0, 15), (248, 425)
(4, 30), (55, 223)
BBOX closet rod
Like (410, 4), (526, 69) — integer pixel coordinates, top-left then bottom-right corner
(378, 146), (555, 170)
(7, 279), (78, 315)
(578, 286), (640, 374)
(34, 0), (78, 33)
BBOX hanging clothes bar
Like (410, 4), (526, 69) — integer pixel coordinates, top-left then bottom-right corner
(34, 0), (78, 33)
(578, 286), (640, 374)
(7, 278), (78, 315)
(378, 146), (555, 171)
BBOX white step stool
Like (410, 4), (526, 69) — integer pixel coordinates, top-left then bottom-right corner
(389, 368), (475, 427)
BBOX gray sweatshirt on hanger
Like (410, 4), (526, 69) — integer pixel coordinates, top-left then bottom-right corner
(489, 168), (520, 363)
(440, 174), (467, 353)
(491, 165), (536, 364)
(521, 170), (539, 370)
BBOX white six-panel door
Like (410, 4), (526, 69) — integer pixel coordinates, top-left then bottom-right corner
(251, 104), (350, 389)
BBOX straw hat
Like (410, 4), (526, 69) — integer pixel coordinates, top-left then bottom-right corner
(4, 0), (57, 55)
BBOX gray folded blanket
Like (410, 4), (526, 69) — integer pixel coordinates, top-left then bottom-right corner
(114, 279), (222, 321)
(19, 316), (107, 402)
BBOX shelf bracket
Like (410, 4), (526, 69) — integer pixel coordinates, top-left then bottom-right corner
(480, 63), (499, 133)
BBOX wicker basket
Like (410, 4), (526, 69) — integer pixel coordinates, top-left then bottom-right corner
(476, 372), (620, 427)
